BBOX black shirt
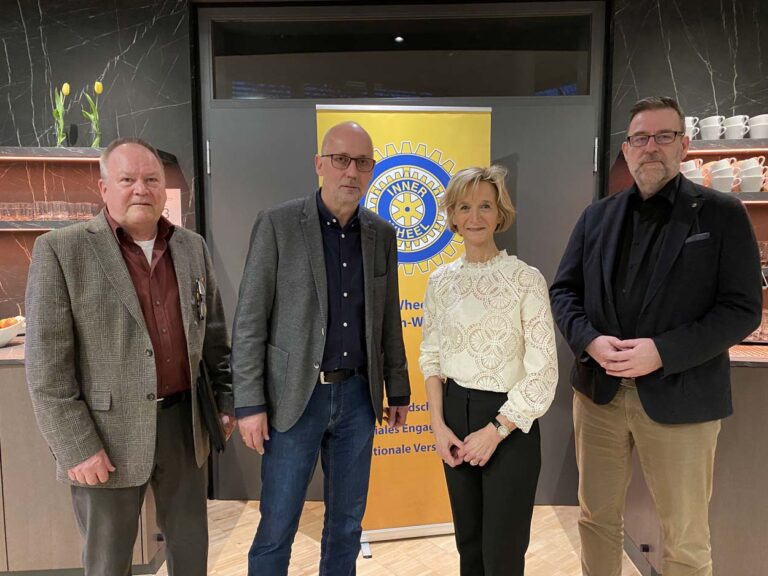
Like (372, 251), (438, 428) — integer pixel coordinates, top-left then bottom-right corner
(614, 175), (679, 339)
(317, 191), (367, 372)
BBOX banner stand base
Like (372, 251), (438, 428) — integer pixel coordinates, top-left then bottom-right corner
(361, 522), (454, 546)
(360, 542), (372, 559)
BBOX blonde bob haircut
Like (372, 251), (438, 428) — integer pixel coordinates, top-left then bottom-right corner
(441, 165), (516, 234)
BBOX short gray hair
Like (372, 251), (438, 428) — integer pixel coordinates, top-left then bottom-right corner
(628, 96), (685, 131)
(99, 137), (163, 180)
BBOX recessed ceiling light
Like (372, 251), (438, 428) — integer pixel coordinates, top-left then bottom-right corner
(394, 36), (405, 43)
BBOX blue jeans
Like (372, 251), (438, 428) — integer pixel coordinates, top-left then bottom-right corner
(248, 374), (375, 576)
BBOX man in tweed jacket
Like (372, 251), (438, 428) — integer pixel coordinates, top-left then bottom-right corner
(25, 138), (234, 576)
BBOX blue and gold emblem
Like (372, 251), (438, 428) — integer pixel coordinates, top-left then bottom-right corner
(364, 142), (463, 274)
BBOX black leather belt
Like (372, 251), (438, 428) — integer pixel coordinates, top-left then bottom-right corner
(319, 368), (358, 384)
(157, 390), (191, 409)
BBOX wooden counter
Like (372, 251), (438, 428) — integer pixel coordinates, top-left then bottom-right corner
(0, 355), (164, 574)
(0, 338), (24, 364)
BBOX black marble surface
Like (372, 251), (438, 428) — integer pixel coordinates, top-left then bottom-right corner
(611, 0), (768, 158)
(0, 0), (195, 226)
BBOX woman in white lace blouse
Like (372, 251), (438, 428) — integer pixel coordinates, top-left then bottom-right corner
(419, 165), (558, 576)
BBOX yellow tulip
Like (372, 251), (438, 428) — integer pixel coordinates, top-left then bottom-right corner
(94, 81), (103, 95)
(62, 82), (70, 96)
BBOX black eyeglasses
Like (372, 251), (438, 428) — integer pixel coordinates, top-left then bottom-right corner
(320, 154), (376, 173)
(626, 131), (683, 147)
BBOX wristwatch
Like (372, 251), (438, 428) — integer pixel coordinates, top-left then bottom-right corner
(491, 416), (510, 439)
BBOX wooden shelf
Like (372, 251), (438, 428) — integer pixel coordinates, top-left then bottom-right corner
(0, 146), (177, 164)
(731, 192), (768, 203)
(0, 221), (79, 232)
(687, 139), (768, 155)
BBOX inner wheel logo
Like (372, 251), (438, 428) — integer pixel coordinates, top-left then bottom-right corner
(363, 142), (464, 275)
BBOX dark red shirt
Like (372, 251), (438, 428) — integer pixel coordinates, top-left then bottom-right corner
(105, 210), (190, 398)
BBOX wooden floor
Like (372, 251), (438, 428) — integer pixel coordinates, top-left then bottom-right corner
(156, 501), (641, 575)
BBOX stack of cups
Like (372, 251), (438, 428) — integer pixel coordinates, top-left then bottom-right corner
(685, 116), (699, 139)
(699, 116), (725, 140)
(748, 115), (768, 139)
(704, 158), (740, 192)
(724, 115), (750, 139)
(680, 159), (704, 184)
(736, 156), (767, 192)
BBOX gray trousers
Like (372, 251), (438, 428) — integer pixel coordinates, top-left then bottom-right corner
(71, 396), (208, 576)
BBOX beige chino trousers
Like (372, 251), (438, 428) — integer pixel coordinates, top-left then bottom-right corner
(573, 380), (720, 576)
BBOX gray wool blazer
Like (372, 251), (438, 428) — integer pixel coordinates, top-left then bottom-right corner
(25, 211), (233, 488)
(231, 192), (410, 431)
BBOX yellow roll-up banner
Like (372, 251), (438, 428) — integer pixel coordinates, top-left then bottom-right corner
(316, 105), (492, 539)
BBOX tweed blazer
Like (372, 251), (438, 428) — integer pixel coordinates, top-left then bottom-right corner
(231, 192), (410, 432)
(25, 211), (233, 488)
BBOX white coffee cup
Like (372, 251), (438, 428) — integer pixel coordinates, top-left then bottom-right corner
(710, 167), (738, 179)
(680, 159), (703, 172)
(749, 114), (768, 124)
(685, 116), (699, 127)
(685, 126), (700, 139)
(687, 174), (705, 185)
(711, 175), (740, 192)
(740, 166), (767, 177)
(740, 175), (766, 192)
(709, 158), (737, 171)
(700, 115), (725, 127)
(725, 124), (750, 139)
(701, 125), (726, 140)
(750, 123), (768, 139)
(724, 115), (750, 126)
(737, 156), (766, 170)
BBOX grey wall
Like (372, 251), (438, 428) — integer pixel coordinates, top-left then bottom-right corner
(0, 0), (197, 226)
(610, 0), (768, 156)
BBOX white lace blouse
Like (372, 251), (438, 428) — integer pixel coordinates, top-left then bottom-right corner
(418, 251), (558, 433)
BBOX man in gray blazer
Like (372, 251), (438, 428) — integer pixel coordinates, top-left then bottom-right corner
(25, 138), (234, 576)
(232, 121), (410, 576)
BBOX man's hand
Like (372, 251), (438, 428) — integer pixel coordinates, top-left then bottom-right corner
(456, 424), (504, 467)
(585, 335), (624, 365)
(239, 413), (270, 455)
(67, 449), (115, 485)
(384, 405), (409, 428)
(602, 338), (663, 378)
(432, 423), (464, 468)
(220, 413), (237, 441)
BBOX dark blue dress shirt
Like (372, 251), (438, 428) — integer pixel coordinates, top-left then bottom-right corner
(316, 191), (367, 371)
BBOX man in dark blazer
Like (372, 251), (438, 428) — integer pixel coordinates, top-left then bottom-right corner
(232, 121), (411, 576)
(550, 97), (762, 576)
(25, 138), (234, 576)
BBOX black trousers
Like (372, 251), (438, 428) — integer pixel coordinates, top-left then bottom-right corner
(443, 379), (541, 576)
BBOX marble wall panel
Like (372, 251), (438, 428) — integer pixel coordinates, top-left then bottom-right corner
(0, 0), (196, 224)
(611, 0), (768, 156)
(0, 148), (189, 318)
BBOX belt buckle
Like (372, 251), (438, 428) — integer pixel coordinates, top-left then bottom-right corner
(319, 371), (330, 384)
